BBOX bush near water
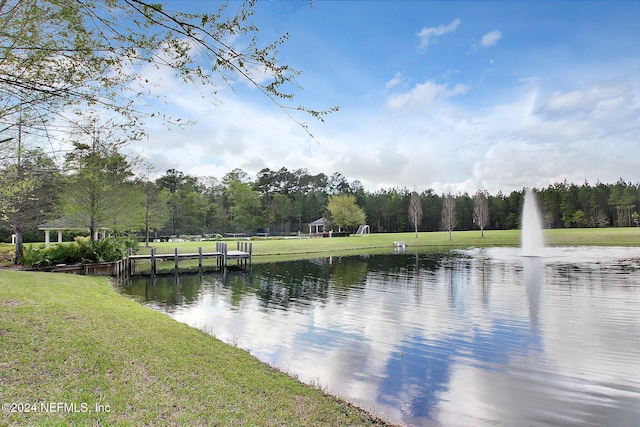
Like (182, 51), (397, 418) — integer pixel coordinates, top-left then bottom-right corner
(20, 236), (138, 268)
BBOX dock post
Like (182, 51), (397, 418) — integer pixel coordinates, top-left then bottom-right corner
(216, 242), (220, 270)
(151, 247), (157, 276)
(174, 247), (179, 271)
(127, 248), (133, 276)
(198, 246), (203, 269)
(222, 243), (227, 270)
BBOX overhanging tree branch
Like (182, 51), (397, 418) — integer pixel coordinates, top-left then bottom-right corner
(1, 0), (337, 141)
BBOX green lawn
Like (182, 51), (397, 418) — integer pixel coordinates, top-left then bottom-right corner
(0, 270), (389, 426)
(138, 228), (640, 263)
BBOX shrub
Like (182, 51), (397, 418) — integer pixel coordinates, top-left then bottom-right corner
(91, 236), (138, 262)
(19, 236), (138, 267)
(20, 245), (48, 267)
(46, 242), (82, 264)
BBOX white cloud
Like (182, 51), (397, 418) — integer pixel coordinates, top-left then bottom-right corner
(116, 19), (639, 198)
(124, 66), (638, 198)
(479, 30), (502, 48)
(386, 80), (469, 111)
(540, 81), (633, 116)
(416, 18), (461, 52)
(384, 72), (407, 91)
(463, 79), (640, 194)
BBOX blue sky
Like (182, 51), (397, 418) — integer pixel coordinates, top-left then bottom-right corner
(128, 0), (640, 194)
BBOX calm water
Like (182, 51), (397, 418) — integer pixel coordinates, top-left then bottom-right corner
(120, 247), (640, 426)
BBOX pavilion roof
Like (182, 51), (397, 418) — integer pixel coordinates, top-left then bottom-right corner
(38, 215), (108, 231)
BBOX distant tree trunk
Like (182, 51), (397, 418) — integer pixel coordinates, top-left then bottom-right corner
(13, 226), (23, 264)
(408, 191), (423, 238)
(473, 189), (490, 237)
(441, 193), (456, 241)
(145, 205), (151, 247)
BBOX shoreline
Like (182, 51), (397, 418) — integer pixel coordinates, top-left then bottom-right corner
(1, 269), (394, 426)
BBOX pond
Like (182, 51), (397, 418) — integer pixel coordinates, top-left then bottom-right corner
(119, 246), (640, 426)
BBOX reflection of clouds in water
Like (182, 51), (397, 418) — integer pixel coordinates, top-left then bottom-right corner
(124, 248), (640, 426)
(451, 246), (640, 426)
(439, 362), (560, 426)
(378, 315), (543, 425)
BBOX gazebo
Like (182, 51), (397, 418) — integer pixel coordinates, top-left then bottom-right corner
(308, 218), (325, 234)
(38, 216), (109, 247)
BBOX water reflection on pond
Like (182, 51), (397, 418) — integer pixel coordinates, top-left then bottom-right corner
(120, 247), (640, 426)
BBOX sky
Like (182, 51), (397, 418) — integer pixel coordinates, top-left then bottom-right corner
(126, 0), (640, 195)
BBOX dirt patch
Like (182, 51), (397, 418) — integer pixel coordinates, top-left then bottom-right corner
(0, 249), (14, 265)
(0, 299), (21, 307)
(0, 263), (26, 270)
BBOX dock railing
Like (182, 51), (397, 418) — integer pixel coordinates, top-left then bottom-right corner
(126, 242), (252, 276)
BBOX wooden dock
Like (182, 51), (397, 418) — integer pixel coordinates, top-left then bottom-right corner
(127, 242), (252, 276)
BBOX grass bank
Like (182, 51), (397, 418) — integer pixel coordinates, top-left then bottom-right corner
(0, 270), (389, 426)
(138, 228), (640, 264)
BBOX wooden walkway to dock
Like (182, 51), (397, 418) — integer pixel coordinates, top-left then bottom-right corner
(127, 242), (252, 276)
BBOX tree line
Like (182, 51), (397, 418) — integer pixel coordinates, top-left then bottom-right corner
(2, 136), (639, 256)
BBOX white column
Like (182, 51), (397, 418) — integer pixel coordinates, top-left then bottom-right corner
(44, 230), (50, 248)
(57, 230), (63, 243)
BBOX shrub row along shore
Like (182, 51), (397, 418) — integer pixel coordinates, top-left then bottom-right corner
(2, 228), (639, 425)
